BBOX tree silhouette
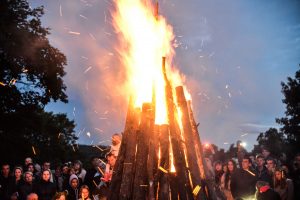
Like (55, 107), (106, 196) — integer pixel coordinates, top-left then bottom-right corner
(276, 66), (300, 155)
(0, 0), (77, 164)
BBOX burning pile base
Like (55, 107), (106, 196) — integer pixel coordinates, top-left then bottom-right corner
(108, 58), (217, 200)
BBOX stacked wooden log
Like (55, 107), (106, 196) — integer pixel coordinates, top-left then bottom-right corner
(108, 58), (216, 200)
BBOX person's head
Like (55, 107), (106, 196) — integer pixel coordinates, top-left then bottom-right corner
(261, 147), (271, 159)
(69, 174), (79, 189)
(24, 171), (33, 183)
(266, 158), (276, 171)
(55, 165), (62, 176)
(43, 162), (51, 170)
(256, 154), (265, 167)
(69, 167), (76, 175)
(80, 185), (90, 199)
(274, 168), (285, 181)
(62, 165), (69, 175)
(25, 157), (33, 166)
(294, 153), (300, 169)
(1, 164), (10, 177)
(112, 133), (122, 145)
(27, 163), (35, 173)
(74, 160), (82, 171)
(42, 169), (51, 182)
(227, 159), (237, 172)
(214, 161), (223, 172)
(222, 164), (227, 173)
(107, 153), (117, 168)
(242, 156), (251, 170)
(91, 157), (100, 168)
(27, 193), (38, 200)
(53, 192), (67, 200)
(14, 166), (23, 179)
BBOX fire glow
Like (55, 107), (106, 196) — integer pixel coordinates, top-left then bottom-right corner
(112, 0), (189, 124)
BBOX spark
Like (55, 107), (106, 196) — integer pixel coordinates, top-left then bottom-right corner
(73, 107), (76, 117)
(86, 132), (91, 137)
(99, 117), (107, 120)
(97, 167), (104, 176)
(104, 11), (107, 23)
(0, 82), (6, 86)
(177, 35), (183, 38)
(32, 146), (36, 155)
(72, 145), (76, 152)
(108, 52), (114, 56)
(104, 110), (109, 114)
(241, 133), (248, 137)
(79, 14), (88, 20)
(85, 81), (89, 91)
(58, 133), (62, 139)
(81, 56), (88, 60)
(90, 140), (94, 145)
(84, 66), (92, 73)
(94, 145), (104, 151)
(209, 52), (215, 57)
(225, 84), (229, 89)
(98, 139), (110, 144)
(95, 128), (104, 133)
(68, 31), (80, 35)
(217, 96), (222, 99)
(9, 79), (16, 86)
(89, 33), (96, 40)
(228, 92), (232, 98)
(59, 5), (62, 17)
(223, 142), (229, 145)
(22, 69), (28, 73)
(104, 31), (112, 36)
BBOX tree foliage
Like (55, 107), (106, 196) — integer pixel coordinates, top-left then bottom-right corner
(276, 66), (300, 153)
(0, 0), (77, 165)
(256, 128), (286, 157)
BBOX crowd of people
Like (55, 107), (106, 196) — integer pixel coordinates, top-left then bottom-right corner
(207, 143), (300, 200)
(0, 134), (122, 200)
(1, 133), (300, 200)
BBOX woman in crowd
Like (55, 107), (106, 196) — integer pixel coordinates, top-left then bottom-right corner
(274, 168), (294, 200)
(79, 185), (91, 200)
(67, 174), (80, 200)
(35, 169), (56, 200)
(52, 191), (67, 200)
(8, 166), (24, 199)
(74, 160), (86, 183)
(220, 159), (237, 200)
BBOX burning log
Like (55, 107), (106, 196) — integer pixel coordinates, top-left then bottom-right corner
(119, 107), (140, 199)
(156, 125), (169, 200)
(187, 100), (218, 200)
(109, 98), (136, 200)
(132, 103), (152, 199)
(175, 86), (202, 196)
(162, 57), (192, 200)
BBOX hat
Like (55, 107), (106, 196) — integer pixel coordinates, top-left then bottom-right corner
(69, 174), (79, 186)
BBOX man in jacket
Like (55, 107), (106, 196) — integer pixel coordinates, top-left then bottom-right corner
(231, 155), (257, 199)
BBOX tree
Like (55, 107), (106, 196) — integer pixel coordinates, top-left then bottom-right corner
(0, 0), (77, 165)
(256, 128), (286, 157)
(276, 66), (300, 155)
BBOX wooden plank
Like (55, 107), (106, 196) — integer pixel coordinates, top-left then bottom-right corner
(119, 108), (140, 199)
(132, 103), (152, 200)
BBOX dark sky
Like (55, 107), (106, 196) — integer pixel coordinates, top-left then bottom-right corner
(29, 0), (300, 150)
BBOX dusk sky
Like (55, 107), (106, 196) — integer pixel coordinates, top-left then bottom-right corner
(29, 0), (300, 150)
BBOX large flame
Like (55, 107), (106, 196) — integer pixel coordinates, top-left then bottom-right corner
(112, 0), (189, 124)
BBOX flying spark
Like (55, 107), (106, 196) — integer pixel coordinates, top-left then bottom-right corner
(84, 66), (92, 73)
(68, 31), (80, 35)
(59, 5), (62, 17)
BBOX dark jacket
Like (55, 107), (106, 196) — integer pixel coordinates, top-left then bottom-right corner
(230, 168), (257, 199)
(7, 178), (24, 198)
(0, 175), (13, 200)
(67, 186), (80, 200)
(19, 182), (35, 200)
(255, 166), (273, 186)
(34, 180), (56, 200)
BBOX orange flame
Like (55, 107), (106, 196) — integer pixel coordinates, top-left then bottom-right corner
(112, 0), (190, 124)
